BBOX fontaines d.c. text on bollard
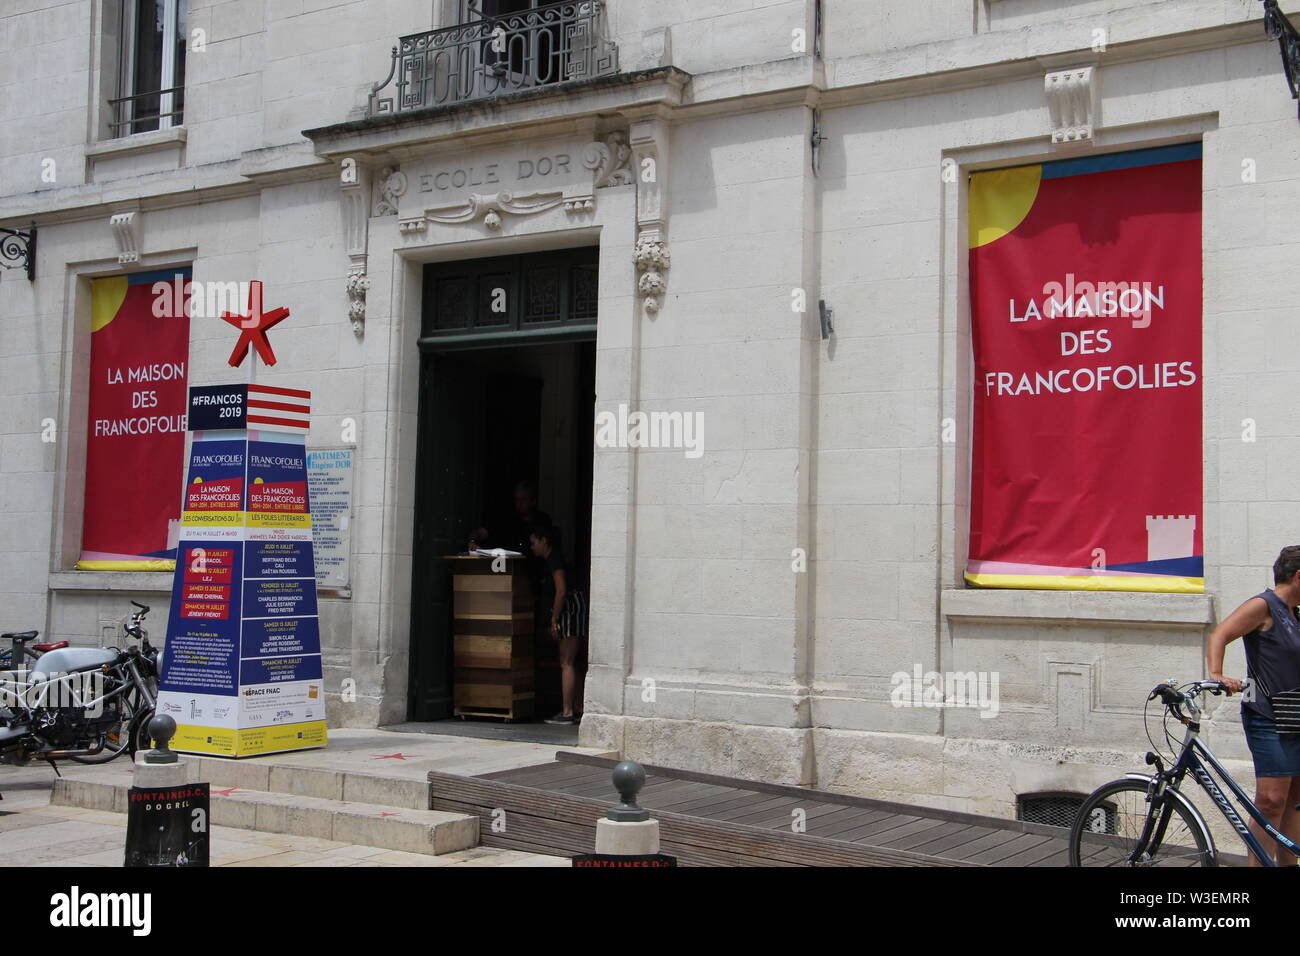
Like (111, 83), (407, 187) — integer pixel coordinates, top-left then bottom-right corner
(124, 713), (211, 867)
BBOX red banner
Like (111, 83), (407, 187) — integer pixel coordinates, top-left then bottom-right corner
(78, 270), (191, 569)
(967, 144), (1203, 592)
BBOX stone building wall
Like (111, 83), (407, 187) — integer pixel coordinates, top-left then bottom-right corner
(3, 1), (1297, 834)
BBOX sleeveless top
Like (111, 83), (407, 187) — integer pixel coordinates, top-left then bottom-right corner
(1242, 589), (1300, 724)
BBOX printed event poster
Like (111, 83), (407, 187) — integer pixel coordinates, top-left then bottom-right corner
(967, 143), (1203, 593)
(306, 447), (353, 589)
(78, 269), (191, 570)
(157, 385), (326, 757)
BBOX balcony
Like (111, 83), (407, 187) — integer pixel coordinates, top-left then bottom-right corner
(368, 1), (619, 117)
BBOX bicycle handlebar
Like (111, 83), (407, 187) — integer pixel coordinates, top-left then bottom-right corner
(126, 601), (150, 639)
(1148, 680), (1228, 720)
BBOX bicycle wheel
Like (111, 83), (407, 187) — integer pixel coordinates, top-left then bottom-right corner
(68, 695), (135, 765)
(1069, 779), (1215, 867)
(128, 706), (155, 757)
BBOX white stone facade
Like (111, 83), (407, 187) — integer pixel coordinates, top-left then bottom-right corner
(3, 0), (1299, 835)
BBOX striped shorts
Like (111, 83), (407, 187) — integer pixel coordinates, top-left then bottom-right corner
(556, 589), (588, 639)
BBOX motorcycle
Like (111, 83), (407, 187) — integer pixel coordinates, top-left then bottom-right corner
(69, 601), (162, 765)
(0, 601), (161, 774)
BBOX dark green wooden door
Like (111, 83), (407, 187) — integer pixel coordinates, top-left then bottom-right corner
(409, 354), (485, 721)
(408, 352), (542, 721)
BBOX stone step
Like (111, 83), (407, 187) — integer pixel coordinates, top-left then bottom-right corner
(51, 772), (479, 856)
(187, 755), (431, 811)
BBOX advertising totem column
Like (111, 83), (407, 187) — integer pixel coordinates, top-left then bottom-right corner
(155, 280), (327, 757)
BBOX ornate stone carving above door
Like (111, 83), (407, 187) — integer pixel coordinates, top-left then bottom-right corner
(630, 116), (670, 314)
(339, 161), (373, 335)
(373, 167), (406, 216)
(583, 131), (634, 188)
(633, 234), (670, 314)
(346, 270), (369, 337)
(400, 188), (596, 234)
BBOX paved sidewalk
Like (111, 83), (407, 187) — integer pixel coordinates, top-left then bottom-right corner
(0, 800), (567, 867)
(0, 727), (607, 867)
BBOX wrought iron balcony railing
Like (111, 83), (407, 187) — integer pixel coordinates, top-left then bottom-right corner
(108, 86), (185, 136)
(368, 1), (618, 117)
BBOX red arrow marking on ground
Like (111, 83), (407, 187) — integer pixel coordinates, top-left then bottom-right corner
(372, 753), (415, 760)
(212, 787), (242, 797)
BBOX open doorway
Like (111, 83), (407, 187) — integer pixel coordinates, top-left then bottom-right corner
(407, 248), (597, 740)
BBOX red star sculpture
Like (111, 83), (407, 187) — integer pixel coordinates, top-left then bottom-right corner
(221, 280), (290, 367)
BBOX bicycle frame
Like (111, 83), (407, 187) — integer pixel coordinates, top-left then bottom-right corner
(1147, 707), (1300, 866)
(0, 634), (43, 670)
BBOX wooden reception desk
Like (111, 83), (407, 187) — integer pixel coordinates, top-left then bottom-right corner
(448, 554), (536, 721)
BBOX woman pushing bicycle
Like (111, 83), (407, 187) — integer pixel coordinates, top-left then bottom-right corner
(1206, 544), (1300, 867)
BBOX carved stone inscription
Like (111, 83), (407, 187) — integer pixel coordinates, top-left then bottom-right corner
(417, 154), (573, 193)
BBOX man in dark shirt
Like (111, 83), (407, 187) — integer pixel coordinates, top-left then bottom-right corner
(468, 482), (553, 708)
(469, 479), (550, 554)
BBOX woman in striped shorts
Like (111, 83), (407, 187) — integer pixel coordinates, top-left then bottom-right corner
(1208, 544), (1300, 866)
(530, 524), (588, 725)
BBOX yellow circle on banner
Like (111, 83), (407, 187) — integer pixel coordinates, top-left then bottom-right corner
(969, 165), (1042, 249)
(90, 275), (129, 333)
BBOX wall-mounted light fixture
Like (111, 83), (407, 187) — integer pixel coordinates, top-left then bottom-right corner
(0, 226), (35, 281)
(818, 299), (834, 340)
(1262, 0), (1300, 119)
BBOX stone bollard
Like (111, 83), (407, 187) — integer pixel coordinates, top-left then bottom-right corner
(594, 760), (660, 856)
(124, 714), (211, 866)
(133, 714), (185, 786)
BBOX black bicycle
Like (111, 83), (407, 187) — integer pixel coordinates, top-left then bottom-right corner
(1069, 679), (1300, 866)
(0, 631), (68, 671)
(68, 602), (159, 764)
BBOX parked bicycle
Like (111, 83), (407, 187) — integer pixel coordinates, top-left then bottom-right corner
(1069, 679), (1300, 866)
(0, 631), (69, 671)
(69, 601), (160, 764)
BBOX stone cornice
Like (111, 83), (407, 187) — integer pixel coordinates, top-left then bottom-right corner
(302, 66), (692, 159)
(0, 153), (339, 229)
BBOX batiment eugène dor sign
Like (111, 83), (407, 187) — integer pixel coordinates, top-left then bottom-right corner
(306, 447), (353, 590)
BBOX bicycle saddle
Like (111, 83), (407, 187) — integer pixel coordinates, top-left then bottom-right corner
(1, 630), (37, 640)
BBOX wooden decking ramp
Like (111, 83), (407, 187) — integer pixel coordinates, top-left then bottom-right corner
(428, 751), (1080, 866)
